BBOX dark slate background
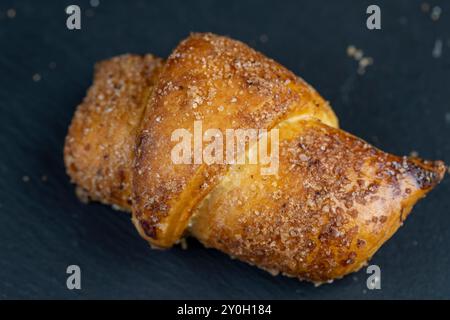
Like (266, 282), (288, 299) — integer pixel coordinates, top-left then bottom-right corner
(0, 0), (449, 299)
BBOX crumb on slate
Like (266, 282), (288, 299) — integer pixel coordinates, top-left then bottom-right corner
(180, 238), (188, 250)
(6, 8), (16, 18)
(32, 73), (41, 82)
(421, 2), (430, 13)
(421, 3), (442, 21)
(431, 6), (442, 21)
(409, 150), (419, 157)
(347, 45), (363, 60)
(357, 57), (374, 75)
(347, 45), (373, 75)
(432, 39), (443, 58)
(259, 34), (269, 43)
(75, 186), (90, 204)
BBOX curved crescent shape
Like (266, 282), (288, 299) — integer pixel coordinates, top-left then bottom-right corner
(65, 33), (446, 283)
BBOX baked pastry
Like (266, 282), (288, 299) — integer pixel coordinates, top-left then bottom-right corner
(64, 33), (446, 283)
(64, 54), (163, 209)
(132, 33), (338, 248)
(189, 119), (444, 281)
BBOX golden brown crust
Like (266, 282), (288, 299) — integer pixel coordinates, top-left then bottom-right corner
(64, 54), (163, 209)
(63, 33), (446, 283)
(132, 33), (338, 247)
(189, 120), (446, 283)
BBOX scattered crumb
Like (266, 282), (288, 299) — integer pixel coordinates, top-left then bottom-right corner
(6, 8), (16, 19)
(346, 45), (356, 57)
(259, 34), (269, 43)
(90, 0), (100, 7)
(49, 62), (56, 69)
(431, 6), (442, 21)
(75, 186), (90, 204)
(357, 57), (374, 75)
(348, 47), (364, 60)
(22, 175), (30, 182)
(362, 289), (367, 294)
(432, 39), (443, 58)
(347, 45), (373, 75)
(180, 238), (188, 250)
(421, 2), (430, 13)
(409, 150), (419, 157)
(32, 73), (41, 82)
(359, 57), (373, 66)
(445, 112), (450, 123)
(412, 240), (419, 246)
(352, 276), (359, 282)
(421, 3), (442, 21)
(41, 175), (48, 182)
(354, 50), (364, 61)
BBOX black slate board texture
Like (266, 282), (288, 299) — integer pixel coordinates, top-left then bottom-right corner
(0, 0), (449, 299)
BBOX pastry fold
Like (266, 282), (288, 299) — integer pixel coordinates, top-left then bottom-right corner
(132, 33), (338, 247)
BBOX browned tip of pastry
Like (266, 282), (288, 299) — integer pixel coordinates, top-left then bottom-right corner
(403, 157), (446, 191)
(394, 157), (445, 226)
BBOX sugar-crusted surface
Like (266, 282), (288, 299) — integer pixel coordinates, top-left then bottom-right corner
(64, 34), (446, 283)
(64, 54), (163, 209)
(190, 120), (445, 283)
(132, 33), (338, 247)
